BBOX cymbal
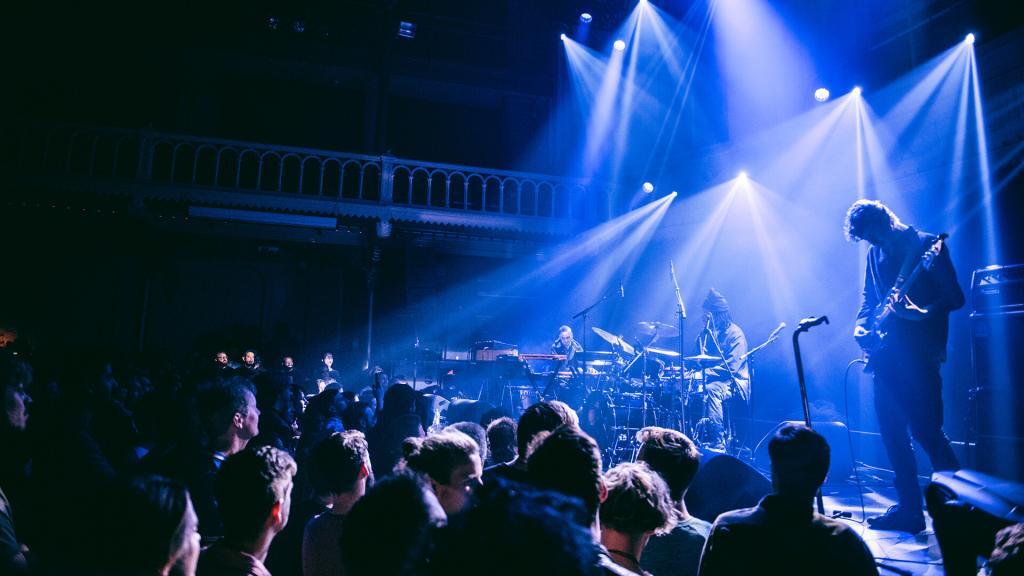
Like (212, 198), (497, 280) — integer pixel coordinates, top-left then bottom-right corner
(646, 347), (681, 357)
(592, 327), (636, 356)
(638, 321), (677, 331)
(683, 354), (723, 366)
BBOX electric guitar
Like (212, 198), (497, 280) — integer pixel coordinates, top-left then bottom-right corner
(860, 233), (947, 371)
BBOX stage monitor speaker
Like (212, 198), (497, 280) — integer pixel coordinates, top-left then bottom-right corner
(753, 421), (853, 485)
(970, 306), (1024, 482)
(685, 453), (771, 523)
(926, 469), (1024, 576)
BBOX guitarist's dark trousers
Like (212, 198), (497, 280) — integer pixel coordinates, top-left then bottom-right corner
(872, 352), (960, 513)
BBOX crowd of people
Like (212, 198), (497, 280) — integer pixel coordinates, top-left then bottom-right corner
(1, 347), (1022, 576)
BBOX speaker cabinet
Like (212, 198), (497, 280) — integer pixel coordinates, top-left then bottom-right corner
(970, 309), (1024, 482)
(685, 453), (772, 523)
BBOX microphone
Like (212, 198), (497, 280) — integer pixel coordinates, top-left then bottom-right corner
(620, 283), (625, 298)
(796, 316), (830, 332)
(767, 322), (786, 340)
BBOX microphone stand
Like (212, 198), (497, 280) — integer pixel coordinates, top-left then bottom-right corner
(792, 316), (829, 515)
(571, 285), (620, 351)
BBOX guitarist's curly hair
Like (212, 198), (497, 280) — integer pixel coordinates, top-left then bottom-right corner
(844, 199), (902, 242)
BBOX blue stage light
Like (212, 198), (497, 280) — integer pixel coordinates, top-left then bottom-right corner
(642, 181), (655, 193)
(814, 88), (830, 102)
(965, 33), (975, 45)
(560, 33), (567, 41)
(852, 86), (862, 96)
(580, 12), (593, 24)
(397, 21), (416, 39)
(613, 39), (626, 51)
(737, 171), (749, 182)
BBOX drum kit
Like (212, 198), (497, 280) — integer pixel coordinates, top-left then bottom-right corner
(526, 321), (729, 465)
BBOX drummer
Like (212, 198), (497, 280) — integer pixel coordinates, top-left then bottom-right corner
(694, 288), (749, 450)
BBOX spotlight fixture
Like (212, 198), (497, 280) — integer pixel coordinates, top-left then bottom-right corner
(580, 12), (593, 24)
(292, 19), (306, 33)
(965, 33), (975, 45)
(642, 181), (655, 194)
(852, 86), (862, 96)
(397, 21), (417, 39)
(737, 171), (749, 182)
(267, 16), (280, 31)
(560, 32), (567, 41)
(813, 88), (830, 102)
(613, 39), (626, 51)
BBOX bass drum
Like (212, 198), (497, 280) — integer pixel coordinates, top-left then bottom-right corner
(579, 390), (615, 453)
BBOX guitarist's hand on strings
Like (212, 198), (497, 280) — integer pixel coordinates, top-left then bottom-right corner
(887, 296), (929, 321)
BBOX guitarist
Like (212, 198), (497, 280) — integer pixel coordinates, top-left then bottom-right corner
(845, 199), (965, 533)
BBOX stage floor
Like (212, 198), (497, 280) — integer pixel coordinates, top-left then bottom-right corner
(822, 476), (945, 575)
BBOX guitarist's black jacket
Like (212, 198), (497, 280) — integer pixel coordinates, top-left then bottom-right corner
(856, 227), (965, 363)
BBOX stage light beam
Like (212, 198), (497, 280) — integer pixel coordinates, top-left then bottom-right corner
(613, 39), (626, 51)
(965, 33), (975, 45)
(560, 33), (567, 41)
(852, 86), (862, 96)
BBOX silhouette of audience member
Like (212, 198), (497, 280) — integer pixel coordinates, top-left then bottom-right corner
(173, 380), (261, 542)
(485, 416), (517, 467)
(398, 430), (482, 516)
(28, 356), (118, 570)
(485, 400), (578, 485)
(339, 471), (446, 576)
(199, 446), (297, 576)
(635, 427), (710, 576)
(341, 401), (375, 433)
(528, 425), (639, 575)
(251, 373), (296, 454)
(302, 431), (372, 576)
(429, 479), (601, 576)
(96, 475), (201, 576)
(0, 354), (31, 575)
(987, 523), (1024, 576)
(366, 384), (424, 476)
(444, 421), (489, 464)
(698, 424), (878, 576)
(600, 462), (675, 575)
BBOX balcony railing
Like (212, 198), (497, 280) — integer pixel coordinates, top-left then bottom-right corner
(3, 124), (597, 231)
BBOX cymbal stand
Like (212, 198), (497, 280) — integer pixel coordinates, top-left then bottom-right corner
(571, 284), (620, 351)
(669, 261), (687, 434)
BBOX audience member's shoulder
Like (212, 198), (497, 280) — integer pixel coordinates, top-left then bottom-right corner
(304, 511), (346, 539)
(484, 462), (530, 485)
(710, 504), (763, 527)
